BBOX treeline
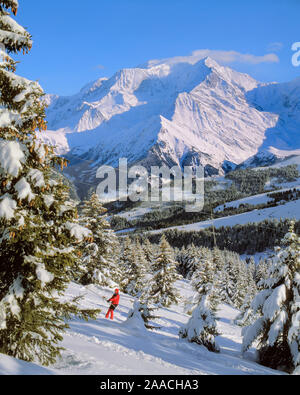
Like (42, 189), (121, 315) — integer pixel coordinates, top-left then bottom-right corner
(110, 165), (300, 232)
(268, 188), (300, 203)
(111, 193), (299, 232)
(143, 219), (300, 255)
(110, 183), (245, 232)
(226, 165), (299, 194)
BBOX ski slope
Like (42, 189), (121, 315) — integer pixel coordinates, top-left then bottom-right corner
(0, 281), (285, 375)
(214, 186), (300, 212)
(148, 199), (300, 235)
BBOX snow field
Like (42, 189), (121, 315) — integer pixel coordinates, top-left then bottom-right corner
(214, 186), (300, 213)
(148, 199), (300, 235)
(0, 281), (285, 375)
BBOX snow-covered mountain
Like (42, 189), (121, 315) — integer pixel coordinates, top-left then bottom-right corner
(42, 55), (300, 194)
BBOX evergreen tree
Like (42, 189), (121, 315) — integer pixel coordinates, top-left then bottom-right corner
(212, 247), (224, 273)
(234, 266), (258, 327)
(220, 257), (237, 306)
(147, 235), (180, 307)
(190, 251), (218, 308)
(179, 253), (220, 352)
(218, 267), (232, 305)
(79, 193), (120, 286)
(242, 222), (300, 373)
(176, 246), (190, 278)
(255, 257), (269, 286)
(234, 260), (251, 309)
(136, 292), (161, 331)
(142, 238), (155, 272)
(119, 238), (146, 297)
(127, 239), (147, 297)
(247, 257), (256, 281)
(179, 294), (220, 353)
(124, 301), (150, 333)
(0, 2), (97, 365)
(184, 244), (201, 280)
(118, 236), (133, 293)
(215, 251), (255, 309)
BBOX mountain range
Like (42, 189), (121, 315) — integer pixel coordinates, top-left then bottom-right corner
(41, 55), (300, 196)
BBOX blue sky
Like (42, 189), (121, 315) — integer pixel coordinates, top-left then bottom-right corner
(14, 0), (300, 95)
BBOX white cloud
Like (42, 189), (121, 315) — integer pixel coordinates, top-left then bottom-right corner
(147, 49), (280, 69)
(267, 42), (284, 52)
(95, 64), (105, 70)
(191, 49), (279, 65)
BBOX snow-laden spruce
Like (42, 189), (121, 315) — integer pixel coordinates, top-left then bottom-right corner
(242, 221), (300, 373)
(179, 295), (220, 353)
(146, 235), (181, 307)
(123, 300), (160, 332)
(78, 193), (120, 287)
(119, 237), (147, 297)
(0, 1), (98, 366)
(179, 254), (220, 352)
(122, 301), (149, 334)
(234, 259), (258, 326)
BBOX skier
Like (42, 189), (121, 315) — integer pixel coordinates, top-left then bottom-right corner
(105, 289), (120, 320)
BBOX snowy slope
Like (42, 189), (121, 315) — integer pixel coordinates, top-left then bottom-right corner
(214, 185), (300, 212)
(268, 154), (300, 172)
(148, 199), (300, 235)
(0, 353), (54, 375)
(41, 55), (300, 195)
(116, 206), (155, 221)
(0, 281), (285, 375)
(214, 192), (274, 212)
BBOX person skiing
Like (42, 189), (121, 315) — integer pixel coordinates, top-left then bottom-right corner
(105, 289), (120, 320)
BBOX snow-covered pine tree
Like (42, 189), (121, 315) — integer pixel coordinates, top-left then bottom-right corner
(212, 247), (224, 273)
(135, 296), (161, 331)
(216, 251), (254, 310)
(218, 267), (231, 305)
(234, 259), (252, 309)
(0, 1), (98, 365)
(126, 239), (147, 297)
(79, 193), (120, 286)
(184, 244), (201, 280)
(235, 288), (258, 327)
(147, 235), (180, 307)
(219, 255), (237, 306)
(247, 257), (256, 281)
(142, 238), (155, 272)
(179, 293), (220, 352)
(242, 222), (300, 373)
(175, 245), (189, 278)
(255, 257), (269, 287)
(190, 251), (218, 307)
(138, 264), (161, 331)
(119, 237), (146, 297)
(179, 253), (220, 352)
(123, 301), (149, 333)
(234, 266), (258, 327)
(118, 236), (133, 292)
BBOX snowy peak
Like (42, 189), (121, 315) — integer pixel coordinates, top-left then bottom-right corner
(42, 55), (300, 193)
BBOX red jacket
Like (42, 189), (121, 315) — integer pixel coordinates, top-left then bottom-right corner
(109, 293), (120, 306)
